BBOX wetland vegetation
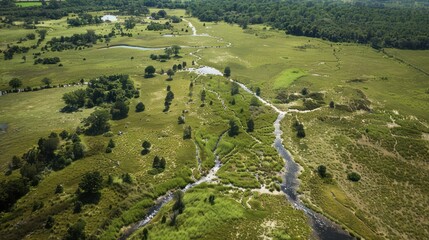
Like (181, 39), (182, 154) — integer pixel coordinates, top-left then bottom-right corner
(1, 0), (428, 239)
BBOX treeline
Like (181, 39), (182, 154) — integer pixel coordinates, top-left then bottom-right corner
(67, 13), (103, 27)
(0, 0), (185, 22)
(187, 0), (429, 49)
(63, 74), (138, 119)
(44, 30), (103, 51)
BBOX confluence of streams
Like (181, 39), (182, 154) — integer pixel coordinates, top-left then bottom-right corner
(120, 19), (354, 240)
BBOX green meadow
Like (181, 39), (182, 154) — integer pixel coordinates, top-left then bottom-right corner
(0, 7), (428, 240)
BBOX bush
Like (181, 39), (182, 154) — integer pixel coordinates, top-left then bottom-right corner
(136, 102), (145, 112)
(347, 172), (361, 182)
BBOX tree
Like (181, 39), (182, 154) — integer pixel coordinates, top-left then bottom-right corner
(231, 82), (239, 95)
(79, 171), (103, 194)
(317, 165), (327, 178)
(84, 110), (110, 135)
(142, 228), (149, 240)
(59, 130), (69, 139)
(63, 89), (86, 109)
(73, 200), (83, 213)
(301, 87), (308, 95)
(144, 65), (156, 77)
(209, 195), (215, 205)
(9, 78), (22, 90)
(37, 29), (47, 40)
(329, 101), (335, 108)
(166, 69), (174, 80)
(171, 45), (181, 56)
(183, 126), (192, 139)
(72, 142), (84, 160)
(250, 96), (260, 106)
(228, 120), (239, 137)
(200, 90), (206, 102)
(111, 100), (129, 120)
(41, 77), (52, 87)
(178, 115), (185, 124)
(136, 102), (145, 112)
(45, 216), (55, 229)
(172, 190), (185, 214)
(65, 219), (86, 240)
(142, 140), (151, 155)
(347, 172), (361, 182)
(108, 139), (115, 148)
(247, 119), (254, 132)
(10, 156), (22, 170)
(255, 87), (261, 96)
(164, 47), (174, 57)
(55, 184), (64, 194)
(224, 66), (231, 77)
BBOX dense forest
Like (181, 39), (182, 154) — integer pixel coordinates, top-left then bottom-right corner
(187, 0), (429, 49)
(0, 0), (428, 49)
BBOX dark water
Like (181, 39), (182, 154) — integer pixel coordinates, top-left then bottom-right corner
(0, 123), (8, 132)
(274, 113), (354, 240)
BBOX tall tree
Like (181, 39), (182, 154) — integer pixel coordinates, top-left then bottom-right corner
(78, 171), (103, 194)
(84, 110), (111, 135)
(8, 78), (22, 90)
(144, 65), (156, 77)
(228, 120), (239, 137)
(246, 118), (254, 132)
(224, 66), (231, 77)
(41, 77), (52, 87)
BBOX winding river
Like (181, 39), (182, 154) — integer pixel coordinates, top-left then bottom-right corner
(119, 19), (354, 239)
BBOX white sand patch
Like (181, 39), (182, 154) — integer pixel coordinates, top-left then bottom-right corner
(101, 15), (117, 22)
(187, 66), (223, 76)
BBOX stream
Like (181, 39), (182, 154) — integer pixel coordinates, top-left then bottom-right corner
(119, 19), (354, 240)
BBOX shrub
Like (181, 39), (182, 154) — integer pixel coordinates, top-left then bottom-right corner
(347, 172), (361, 182)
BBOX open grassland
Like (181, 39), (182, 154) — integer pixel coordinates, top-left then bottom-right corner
(0, 87), (92, 177)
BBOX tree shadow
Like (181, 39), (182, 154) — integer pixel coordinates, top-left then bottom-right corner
(78, 192), (101, 205)
(141, 149), (150, 155)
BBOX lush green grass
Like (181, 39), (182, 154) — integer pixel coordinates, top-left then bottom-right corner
(273, 68), (306, 89)
(15, 1), (42, 7)
(130, 185), (311, 240)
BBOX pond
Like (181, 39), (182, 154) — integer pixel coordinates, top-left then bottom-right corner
(101, 15), (118, 22)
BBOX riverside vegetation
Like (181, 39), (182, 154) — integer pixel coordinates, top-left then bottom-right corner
(1, 1), (429, 240)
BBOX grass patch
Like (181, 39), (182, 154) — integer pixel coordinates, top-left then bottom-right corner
(273, 68), (306, 89)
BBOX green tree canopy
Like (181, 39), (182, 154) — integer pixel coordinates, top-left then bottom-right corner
(145, 65), (156, 77)
(84, 110), (111, 135)
(79, 171), (103, 194)
(8, 78), (22, 90)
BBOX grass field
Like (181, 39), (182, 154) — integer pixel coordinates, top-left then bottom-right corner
(1, 7), (428, 240)
(15, 1), (42, 7)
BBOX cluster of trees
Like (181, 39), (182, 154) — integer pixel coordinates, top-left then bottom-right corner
(141, 140), (151, 155)
(150, 9), (167, 20)
(67, 14), (102, 27)
(3, 45), (30, 60)
(163, 88), (175, 112)
(152, 155), (166, 173)
(34, 57), (60, 65)
(63, 74), (137, 111)
(45, 30), (103, 51)
(146, 21), (172, 31)
(187, 0), (429, 49)
(1, 131), (84, 212)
